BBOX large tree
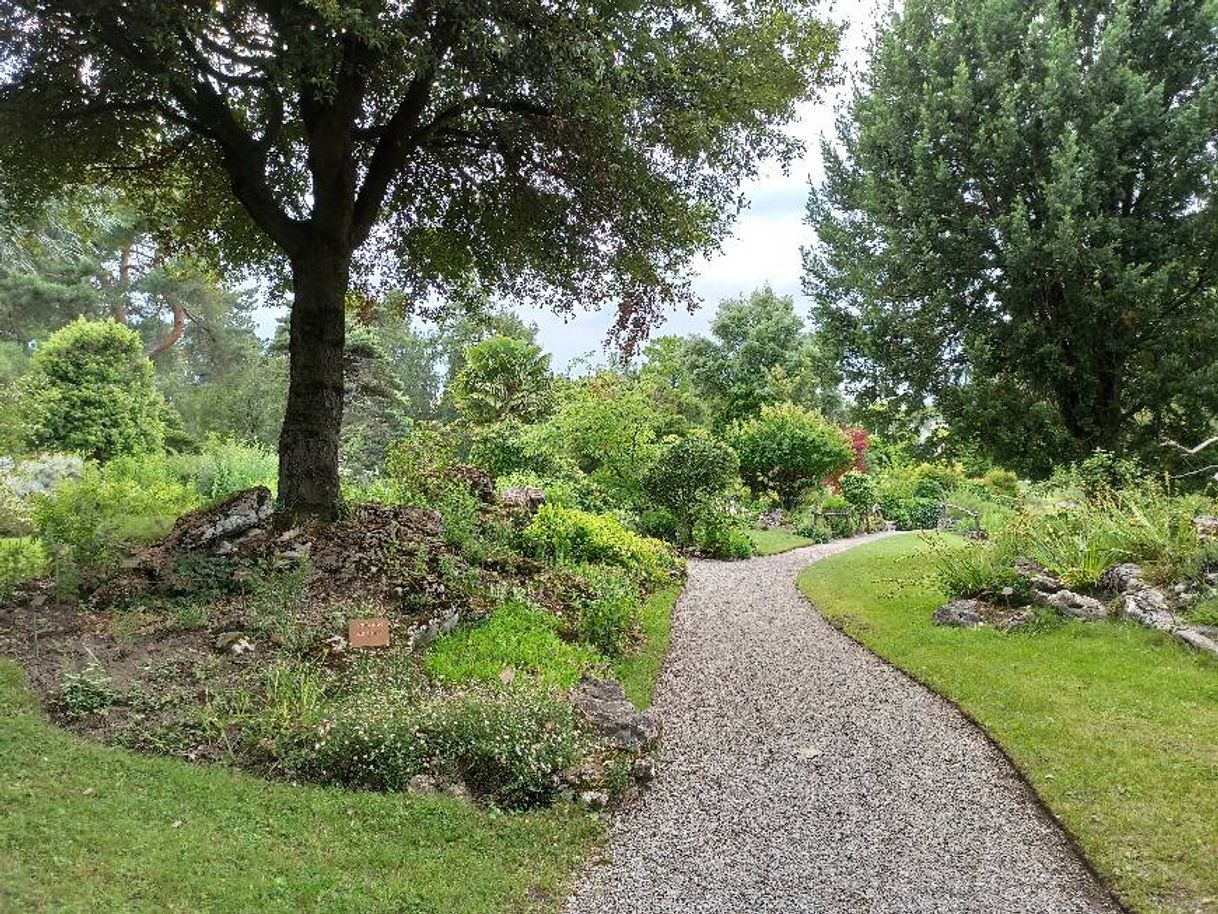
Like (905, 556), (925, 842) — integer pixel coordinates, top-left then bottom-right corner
(806, 0), (1218, 471)
(0, 1), (837, 518)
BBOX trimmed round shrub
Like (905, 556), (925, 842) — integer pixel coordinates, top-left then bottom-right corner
(21, 319), (169, 461)
(728, 403), (854, 509)
(838, 470), (877, 512)
(642, 435), (739, 542)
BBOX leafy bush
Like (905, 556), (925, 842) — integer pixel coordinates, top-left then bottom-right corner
(0, 537), (48, 597)
(32, 455), (201, 593)
(728, 403), (853, 508)
(692, 502), (755, 559)
(0, 482), (33, 537)
(59, 664), (117, 718)
(307, 682), (584, 809)
(522, 504), (682, 582)
(425, 597), (605, 689)
(382, 422), (459, 503)
(636, 507), (681, 542)
(188, 438), (278, 500)
(1018, 488), (1207, 587)
(838, 470), (877, 513)
(642, 435), (739, 542)
(878, 494), (941, 531)
(20, 318), (170, 460)
(931, 538), (1030, 603)
(425, 686), (585, 809)
(467, 420), (572, 481)
(564, 564), (643, 657)
(977, 468), (1020, 498)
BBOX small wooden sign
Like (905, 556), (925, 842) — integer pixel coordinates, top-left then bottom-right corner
(348, 618), (391, 649)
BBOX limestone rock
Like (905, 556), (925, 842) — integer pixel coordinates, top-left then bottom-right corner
(1015, 559), (1064, 597)
(932, 599), (988, 628)
(499, 486), (547, 513)
(1046, 589), (1108, 621)
(1174, 626), (1218, 660)
(1098, 563), (1145, 595)
(1120, 587), (1177, 631)
(571, 676), (660, 752)
(1194, 516), (1218, 540)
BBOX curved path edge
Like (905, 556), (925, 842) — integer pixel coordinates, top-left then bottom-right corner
(567, 533), (1123, 914)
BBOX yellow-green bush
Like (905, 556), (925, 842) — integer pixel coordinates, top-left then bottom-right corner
(522, 504), (683, 582)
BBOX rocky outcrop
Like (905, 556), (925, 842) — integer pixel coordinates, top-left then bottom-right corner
(1098, 563), (1145, 595)
(571, 676), (660, 752)
(1193, 516), (1218, 540)
(499, 486), (546, 513)
(933, 599), (987, 628)
(1174, 626), (1218, 661)
(1120, 587), (1177, 631)
(1015, 560), (1064, 599)
(1045, 589), (1108, 621)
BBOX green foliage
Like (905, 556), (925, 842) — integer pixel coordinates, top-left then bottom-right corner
(543, 372), (667, 507)
(522, 505), (682, 583)
(683, 286), (843, 426)
(1017, 489), (1209, 588)
(188, 438), (278, 501)
(59, 664), (117, 718)
(563, 565), (643, 658)
(0, 481), (33, 537)
(692, 502), (755, 560)
(0, 537), (48, 598)
(424, 597), (605, 689)
(424, 686), (586, 810)
(977, 469), (1020, 499)
(466, 420), (573, 482)
(450, 337), (553, 425)
(930, 538), (1030, 603)
(381, 423), (459, 504)
(837, 470), (876, 512)
(21, 318), (170, 460)
(642, 435), (739, 542)
(32, 455), (201, 594)
(807, 0), (1218, 471)
(728, 403), (853, 508)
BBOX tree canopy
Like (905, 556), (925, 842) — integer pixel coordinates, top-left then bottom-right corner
(805, 0), (1218, 474)
(1, 0), (839, 517)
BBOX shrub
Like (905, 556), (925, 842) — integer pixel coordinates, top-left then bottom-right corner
(522, 504), (682, 582)
(564, 565), (643, 657)
(692, 502), (754, 559)
(878, 495), (942, 531)
(838, 470), (877, 513)
(305, 688), (427, 792)
(467, 420), (572, 481)
(931, 538), (1030, 603)
(21, 318), (170, 461)
(636, 507), (681, 542)
(425, 597), (605, 689)
(642, 435), (739, 542)
(32, 455), (201, 593)
(450, 337), (553, 425)
(189, 438), (278, 500)
(59, 664), (117, 718)
(728, 403), (854, 508)
(382, 422), (460, 503)
(978, 468), (1020, 498)
(0, 482), (33, 537)
(425, 685), (585, 809)
(0, 537), (49, 598)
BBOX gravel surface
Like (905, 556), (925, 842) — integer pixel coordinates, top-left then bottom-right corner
(566, 534), (1121, 914)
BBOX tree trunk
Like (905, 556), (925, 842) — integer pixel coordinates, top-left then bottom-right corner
(278, 252), (349, 521)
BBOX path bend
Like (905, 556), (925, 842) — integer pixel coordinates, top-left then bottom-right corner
(566, 533), (1119, 914)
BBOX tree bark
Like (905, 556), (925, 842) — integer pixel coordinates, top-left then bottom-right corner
(278, 251), (349, 521)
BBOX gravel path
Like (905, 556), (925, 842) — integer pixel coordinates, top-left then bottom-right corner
(566, 534), (1121, 914)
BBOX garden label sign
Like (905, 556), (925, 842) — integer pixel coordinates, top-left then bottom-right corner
(349, 618), (391, 649)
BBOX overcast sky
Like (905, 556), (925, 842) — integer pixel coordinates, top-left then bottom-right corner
(520, 2), (884, 369)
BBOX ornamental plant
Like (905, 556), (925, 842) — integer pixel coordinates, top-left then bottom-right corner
(728, 403), (853, 508)
(21, 319), (169, 461)
(642, 435), (739, 543)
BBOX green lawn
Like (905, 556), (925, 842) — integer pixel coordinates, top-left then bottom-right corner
(0, 583), (687, 912)
(613, 584), (682, 708)
(799, 534), (1218, 914)
(747, 528), (813, 556)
